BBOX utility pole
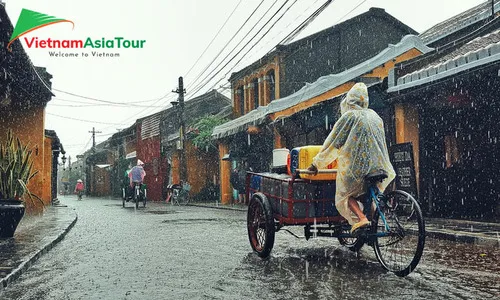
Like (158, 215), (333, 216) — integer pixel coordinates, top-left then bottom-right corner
(172, 76), (187, 184)
(89, 127), (102, 154)
(88, 127), (101, 196)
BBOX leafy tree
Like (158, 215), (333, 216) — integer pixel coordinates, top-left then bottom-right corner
(189, 115), (228, 151)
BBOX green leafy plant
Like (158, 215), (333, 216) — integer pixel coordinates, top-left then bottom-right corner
(0, 129), (42, 205)
(189, 115), (228, 151)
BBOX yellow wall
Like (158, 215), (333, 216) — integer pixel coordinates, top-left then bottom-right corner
(233, 59), (280, 116)
(185, 142), (219, 195)
(395, 103), (420, 193)
(0, 105), (47, 212)
(218, 143), (231, 204)
(171, 153), (180, 185)
(42, 136), (52, 205)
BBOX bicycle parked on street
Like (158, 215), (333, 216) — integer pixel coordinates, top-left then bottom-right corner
(168, 182), (191, 205)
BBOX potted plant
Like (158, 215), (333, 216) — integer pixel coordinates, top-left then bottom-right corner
(0, 129), (42, 238)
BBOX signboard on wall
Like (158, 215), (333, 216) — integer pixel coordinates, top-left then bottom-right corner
(389, 142), (418, 199)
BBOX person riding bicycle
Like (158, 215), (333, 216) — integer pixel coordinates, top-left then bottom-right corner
(74, 179), (85, 201)
(129, 159), (146, 199)
(307, 82), (396, 236)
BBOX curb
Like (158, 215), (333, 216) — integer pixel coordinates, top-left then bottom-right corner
(0, 208), (78, 290)
(424, 229), (499, 247)
(188, 203), (247, 212)
(191, 203), (499, 246)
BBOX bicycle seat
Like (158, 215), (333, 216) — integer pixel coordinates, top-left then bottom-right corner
(365, 170), (388, 183)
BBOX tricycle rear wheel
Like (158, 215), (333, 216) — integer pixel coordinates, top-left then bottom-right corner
(247, 193), (275, 258)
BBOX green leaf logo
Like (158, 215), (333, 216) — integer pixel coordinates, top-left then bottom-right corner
(7, 8), (74, 51)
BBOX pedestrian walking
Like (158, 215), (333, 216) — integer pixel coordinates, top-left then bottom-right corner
(74, 179), (85, 201)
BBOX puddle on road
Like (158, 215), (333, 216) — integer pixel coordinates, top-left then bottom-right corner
(146, 211), (179, 215)
(161, 218), (222, 224)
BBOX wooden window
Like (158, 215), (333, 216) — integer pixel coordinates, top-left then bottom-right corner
(267, 70), (275, 102)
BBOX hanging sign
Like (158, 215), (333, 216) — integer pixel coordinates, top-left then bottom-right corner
(389, 142), (418, 199)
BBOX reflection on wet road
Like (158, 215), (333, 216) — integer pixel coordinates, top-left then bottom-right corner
(0, 197), (498, 300)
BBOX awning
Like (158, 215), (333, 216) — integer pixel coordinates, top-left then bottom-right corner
(212, 35), (432, 140)
(388, 31), (500, 93)
(125, 151), (136, 159)
(212, 106), (268, 140)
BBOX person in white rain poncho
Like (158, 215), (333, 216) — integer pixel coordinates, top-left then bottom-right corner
(307, 82), (396, 235)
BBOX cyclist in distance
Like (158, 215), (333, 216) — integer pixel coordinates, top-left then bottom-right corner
(129, 159), (146, 196)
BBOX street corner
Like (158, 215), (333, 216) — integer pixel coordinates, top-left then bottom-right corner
(0, 204), (78, 290)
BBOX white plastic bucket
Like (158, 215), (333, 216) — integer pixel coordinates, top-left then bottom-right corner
(272, 148), (289, 168)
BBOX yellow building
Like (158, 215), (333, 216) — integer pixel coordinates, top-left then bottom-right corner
(213, 35), (432, 204)
(0, 5), (57, 211)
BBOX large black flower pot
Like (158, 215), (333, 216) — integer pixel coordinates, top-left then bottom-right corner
(0, 199), (26, 238)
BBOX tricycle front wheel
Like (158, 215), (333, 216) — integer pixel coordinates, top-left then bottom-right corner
(247, 193), (275, 259)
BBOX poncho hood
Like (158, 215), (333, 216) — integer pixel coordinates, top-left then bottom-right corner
(341, 82), (369, 115)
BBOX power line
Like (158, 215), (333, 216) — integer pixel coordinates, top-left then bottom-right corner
(335, 0), (368, 24)
(47, 113), (129, 125)
(184, 0), (244, 78)
(238, 0), (322, 67)
(188, 0), (293, 98)
(48, 98), (167, 108)
(190, 0), (300, 98)
(203, 0), (334, 95)
(30, 62), (171, 106)
(185, 0), (267, 90)
(51, 87), (170, 105)
(278, 0), (334, 45)
(77, 136), (92, 155)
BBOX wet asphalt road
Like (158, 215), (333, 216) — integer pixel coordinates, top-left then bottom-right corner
(0, 196), (499, 300)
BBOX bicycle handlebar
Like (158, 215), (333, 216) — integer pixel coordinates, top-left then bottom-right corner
(295, 169), (338, 175)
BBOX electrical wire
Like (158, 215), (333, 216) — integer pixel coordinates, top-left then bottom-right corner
(47, 113), (129, 125)
(190, 0), (300, 98)
(279, 0), (334, 45)
(237, 0), (322, 67)
(185, 0), (267, 90)
(48, 98), (167, 108)
(184, 0), (244, 78)
(334, 0), (368, 24)
(188, 0), (294, 98)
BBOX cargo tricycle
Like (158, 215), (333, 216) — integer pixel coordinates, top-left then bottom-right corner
(245, 168), (425, 277)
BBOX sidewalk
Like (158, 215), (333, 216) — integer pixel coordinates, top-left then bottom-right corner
(0, 204), (77, 289)
(190, 201), (500, 247)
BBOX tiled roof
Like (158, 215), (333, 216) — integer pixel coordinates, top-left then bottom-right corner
(419, 0), (500, 45)
(388, 29), (500, 92)
(213, 35), (432, 139)
(141, 111), (163, 140)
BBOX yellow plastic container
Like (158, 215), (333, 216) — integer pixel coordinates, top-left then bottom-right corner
(291, 145), (337, 181)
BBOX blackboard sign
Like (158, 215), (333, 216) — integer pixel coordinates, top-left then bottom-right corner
(389, 142), (418, 199)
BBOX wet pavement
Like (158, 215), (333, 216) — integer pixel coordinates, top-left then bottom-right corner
(194, 201), (500, 246)
(0, 203), (77, 288)
(0, 196), (498, 299)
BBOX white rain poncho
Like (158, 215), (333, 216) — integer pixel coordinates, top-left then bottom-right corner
(312, 82), (396, 225)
